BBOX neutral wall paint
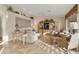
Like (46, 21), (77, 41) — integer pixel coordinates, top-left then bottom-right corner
(54, 17), (65, 31)
(0, 6), (9, 43)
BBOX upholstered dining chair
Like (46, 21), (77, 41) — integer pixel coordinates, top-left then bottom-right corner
(26, 30), (38, 43)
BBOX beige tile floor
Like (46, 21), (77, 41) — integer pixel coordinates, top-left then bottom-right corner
(1, 40), (77, 54)
(1, 40), (48, 54)
(1, 41), (68, 54)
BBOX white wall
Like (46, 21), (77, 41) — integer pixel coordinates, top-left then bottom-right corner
(54, 17), (65, 32)
(0, 5), (9, 43)
(0, 5), (16, 43)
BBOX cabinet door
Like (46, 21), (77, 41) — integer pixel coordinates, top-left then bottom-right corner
(16, 17), (31, 29)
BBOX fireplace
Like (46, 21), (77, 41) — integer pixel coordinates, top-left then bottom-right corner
(44, 23), (49, 30)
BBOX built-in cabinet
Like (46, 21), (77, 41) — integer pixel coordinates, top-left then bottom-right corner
(38, 19), (56, 33)
(6, 11), (32, 41)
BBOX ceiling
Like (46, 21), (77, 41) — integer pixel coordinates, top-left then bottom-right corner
(6, 4), (75, 17)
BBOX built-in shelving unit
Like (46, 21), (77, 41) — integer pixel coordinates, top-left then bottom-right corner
(38, 19), (56, 33)
(7, 11), (32, 31)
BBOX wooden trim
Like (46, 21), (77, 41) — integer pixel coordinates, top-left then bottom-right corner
(65, 4), (78, 19)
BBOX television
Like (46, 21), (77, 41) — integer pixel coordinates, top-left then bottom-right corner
(44, 23), (49, 30)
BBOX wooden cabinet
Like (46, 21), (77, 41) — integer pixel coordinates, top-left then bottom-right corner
(38, 19), (56, 33)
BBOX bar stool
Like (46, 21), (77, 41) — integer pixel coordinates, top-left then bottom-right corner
(22, 34), (27, 45)
(14, 29), (20, 45)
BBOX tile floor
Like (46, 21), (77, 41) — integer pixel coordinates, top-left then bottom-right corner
(1, 40), (48, 54)
(0, 40), (78, 54)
